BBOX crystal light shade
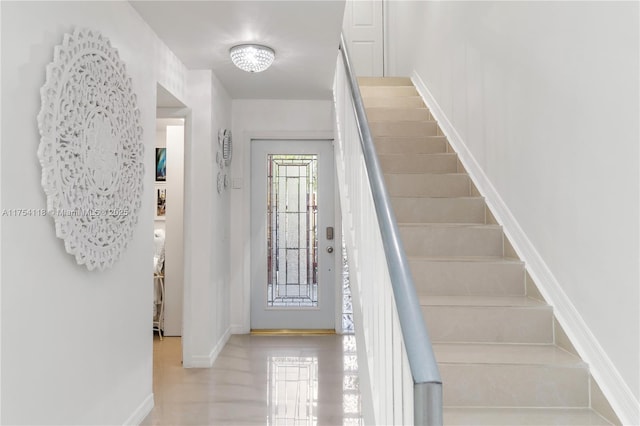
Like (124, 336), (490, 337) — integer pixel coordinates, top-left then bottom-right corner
(230, 44), (275, 73)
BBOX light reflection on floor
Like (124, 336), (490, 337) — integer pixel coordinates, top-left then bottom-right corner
(342, 242), (355, 333)
(341, 336), (361, 422)
(143, 335), (363, 426)
(268, 356), (318, 425)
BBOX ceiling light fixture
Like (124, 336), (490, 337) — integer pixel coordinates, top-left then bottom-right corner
(229, 44), (275, 73)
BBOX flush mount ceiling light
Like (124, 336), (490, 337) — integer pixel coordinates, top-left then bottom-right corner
(229, 44), (275, 73)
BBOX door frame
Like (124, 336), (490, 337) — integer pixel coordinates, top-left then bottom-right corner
(232, 131), (342, 334)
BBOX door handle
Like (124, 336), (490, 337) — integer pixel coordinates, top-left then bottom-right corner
(327, 246), (334, 253)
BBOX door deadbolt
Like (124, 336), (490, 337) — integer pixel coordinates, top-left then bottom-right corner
(327, 246), (334, 253)
(326, 226), (334, 240)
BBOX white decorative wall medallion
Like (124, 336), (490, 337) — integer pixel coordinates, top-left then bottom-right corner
(37, 28), (144, 271)
(221, 129), (233, 166)
(215, 129), (232, 194)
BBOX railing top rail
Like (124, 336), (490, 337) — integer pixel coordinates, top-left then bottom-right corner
(338, 34), (441, 386)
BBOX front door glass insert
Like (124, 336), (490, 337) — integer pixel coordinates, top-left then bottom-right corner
(266, 154), (318, 308)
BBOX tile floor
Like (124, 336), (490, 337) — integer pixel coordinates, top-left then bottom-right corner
(142, 334), (363, 426)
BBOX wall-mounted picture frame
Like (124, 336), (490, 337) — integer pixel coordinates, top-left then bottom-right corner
(155, 186), (166, 220)
(156, 148), (166, 182)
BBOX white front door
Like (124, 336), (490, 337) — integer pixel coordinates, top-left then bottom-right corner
(342, 0), (385, 76)
(250, 140), (336, 330)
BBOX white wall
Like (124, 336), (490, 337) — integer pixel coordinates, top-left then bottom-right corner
(385, 1), (427, 78)
(161, 123), (185, 336)
(0, 1), (187, 424)
(229, 100), (335, 332)
(182, 70), (232, 367)
(387, 1), (639, 422)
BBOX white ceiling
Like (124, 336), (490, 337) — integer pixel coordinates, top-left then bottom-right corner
(131, 1), (346, 100)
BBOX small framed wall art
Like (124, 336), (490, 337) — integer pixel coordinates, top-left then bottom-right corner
(155, 186), (166, 220)
(156, 148), (166, 182)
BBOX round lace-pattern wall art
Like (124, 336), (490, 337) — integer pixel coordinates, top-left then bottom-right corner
(37, 28), (144, 271)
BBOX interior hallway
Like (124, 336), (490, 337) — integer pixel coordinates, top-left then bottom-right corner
(142, 335), (364, 425)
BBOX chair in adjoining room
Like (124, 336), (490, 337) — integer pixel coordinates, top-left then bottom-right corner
(153, 229), (166, 339)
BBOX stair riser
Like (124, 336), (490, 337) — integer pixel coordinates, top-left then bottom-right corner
(375, 137), (447, 154)
(360, 86), (419, 97)
(366, 108), (432, 122)
(380, 154), (458, 174)
(370, 121), (438, 137)
(385, 174), (471, 197)
(363, 96), (425, 108)
(423, 306), (554, 343)
(358, 77), (412, 86)
(400, 225), (503, 257)
(443, 408), (613, 425)
(392, 197), (486, 224)
(439, 364), (590, 407)
(411, 260), (526, 296)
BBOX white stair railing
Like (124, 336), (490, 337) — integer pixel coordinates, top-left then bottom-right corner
(333, 35), (443, 425)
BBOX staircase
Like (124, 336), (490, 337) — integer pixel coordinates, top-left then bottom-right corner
(359, 77), (619, 425)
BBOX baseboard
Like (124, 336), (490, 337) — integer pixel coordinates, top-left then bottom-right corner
(411, 70), (640, 426)
(213, 327), (232, 361)
(123, 393), (153, 426)
(186, 327), (232, 368)
(230, 324), (248, 334)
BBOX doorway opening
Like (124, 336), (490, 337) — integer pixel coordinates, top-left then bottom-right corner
(153, 118), (185, 339)
(153, 84), (187, 370)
